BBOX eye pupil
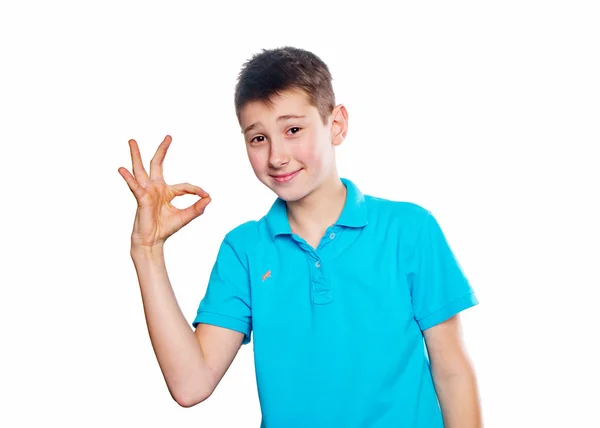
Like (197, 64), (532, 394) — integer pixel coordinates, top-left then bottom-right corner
(251, 128), (300, 144)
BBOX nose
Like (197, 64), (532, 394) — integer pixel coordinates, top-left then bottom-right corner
(268, 137), (290, 169)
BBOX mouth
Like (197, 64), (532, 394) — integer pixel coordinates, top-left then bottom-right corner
(270, 169), (302, 183)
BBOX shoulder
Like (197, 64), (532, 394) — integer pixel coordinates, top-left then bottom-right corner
(364, 194), (432, 236)
(361, 193), (448, 251)
(224, 220), (259, 241)
(222, 216), (270, 252)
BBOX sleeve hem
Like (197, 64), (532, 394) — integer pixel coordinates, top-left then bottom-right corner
(192, 311), (252, 345)
(417, 292), (479, 331)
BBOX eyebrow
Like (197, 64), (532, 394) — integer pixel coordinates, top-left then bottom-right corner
(242, 115), (307, 135)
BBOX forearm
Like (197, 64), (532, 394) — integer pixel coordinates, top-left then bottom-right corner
(433, 367), (483, 428)
(131, 244), (212, 406)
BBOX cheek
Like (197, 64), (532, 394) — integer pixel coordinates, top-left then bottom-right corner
(294, 145), (318, 163)
(296, 134), (328, 164)
(247, 150), (265, 171)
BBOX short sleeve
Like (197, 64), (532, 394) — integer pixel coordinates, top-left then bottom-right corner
(406, 211), (478, 331)
(192, 236), (252, 344)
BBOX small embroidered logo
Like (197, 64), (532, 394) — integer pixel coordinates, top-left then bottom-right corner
(262, 270), (271, 281)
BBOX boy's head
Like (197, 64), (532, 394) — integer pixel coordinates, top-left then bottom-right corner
(234, 46), (348, 203)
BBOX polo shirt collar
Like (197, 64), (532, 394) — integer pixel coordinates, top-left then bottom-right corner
(266, 177), (368, 239)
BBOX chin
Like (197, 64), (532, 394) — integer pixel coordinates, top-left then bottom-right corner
(271, 186), (309, 202)
(261, 179), (310, 202)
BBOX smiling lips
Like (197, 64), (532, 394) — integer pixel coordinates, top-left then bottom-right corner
(271, 169), (301, 183)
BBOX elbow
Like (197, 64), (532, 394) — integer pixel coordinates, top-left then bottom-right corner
(173, 392), (206, 408)
(169, 366), (217, 407)
(171, 385), (213, 408)
(433, 363), (478, 388)
(175, 395), (202, 408)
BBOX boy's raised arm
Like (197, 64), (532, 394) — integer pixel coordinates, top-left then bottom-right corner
(119, 135), (243, 407)
(131, 245), (244, 407)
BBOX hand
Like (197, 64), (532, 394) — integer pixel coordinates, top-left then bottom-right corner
(118, 135), (211, 248)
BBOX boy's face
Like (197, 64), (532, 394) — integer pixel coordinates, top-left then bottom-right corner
(239, 89), (347, 202)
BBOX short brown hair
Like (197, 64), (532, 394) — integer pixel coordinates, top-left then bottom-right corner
(234, 46), (336, 127)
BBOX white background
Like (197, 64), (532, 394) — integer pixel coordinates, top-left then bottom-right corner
(1, 1), (598, 426)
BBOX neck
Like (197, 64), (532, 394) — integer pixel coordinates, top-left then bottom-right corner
(286, 173), (347, 236)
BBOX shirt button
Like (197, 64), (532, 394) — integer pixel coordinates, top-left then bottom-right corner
(315, 261), (321, 268)
(329, 233), (336, 240)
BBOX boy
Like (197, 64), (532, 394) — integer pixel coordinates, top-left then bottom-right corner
(119, 46), (482, 427)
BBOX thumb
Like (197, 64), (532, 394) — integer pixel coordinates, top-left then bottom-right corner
(179, 196), (211, 226)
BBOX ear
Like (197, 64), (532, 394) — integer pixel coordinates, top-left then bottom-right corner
(330, 104), (348, 147)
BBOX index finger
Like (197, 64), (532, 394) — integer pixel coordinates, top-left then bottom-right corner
(150, 135), (173, 180)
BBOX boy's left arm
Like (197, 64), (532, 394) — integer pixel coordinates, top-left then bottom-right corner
(423, 314), (483, 428)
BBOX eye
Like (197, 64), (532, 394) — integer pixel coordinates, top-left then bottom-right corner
(287, 127), (301, 135)
(250, 135), (266, 144)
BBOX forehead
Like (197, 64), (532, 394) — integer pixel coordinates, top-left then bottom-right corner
(240, 89), (318, 133)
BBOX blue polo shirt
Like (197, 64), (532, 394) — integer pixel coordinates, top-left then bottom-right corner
(193, 178), (478, 427)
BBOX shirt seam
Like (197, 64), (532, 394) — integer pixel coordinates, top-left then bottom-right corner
(404, 209), (432, 291)
(223, 236), (250, 276)
(409, 209), (432, 257)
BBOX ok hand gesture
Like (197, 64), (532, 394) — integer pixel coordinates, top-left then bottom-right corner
(118, 135), (211, 249)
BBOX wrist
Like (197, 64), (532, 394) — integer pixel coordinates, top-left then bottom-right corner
(130, 242), (165, 260)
